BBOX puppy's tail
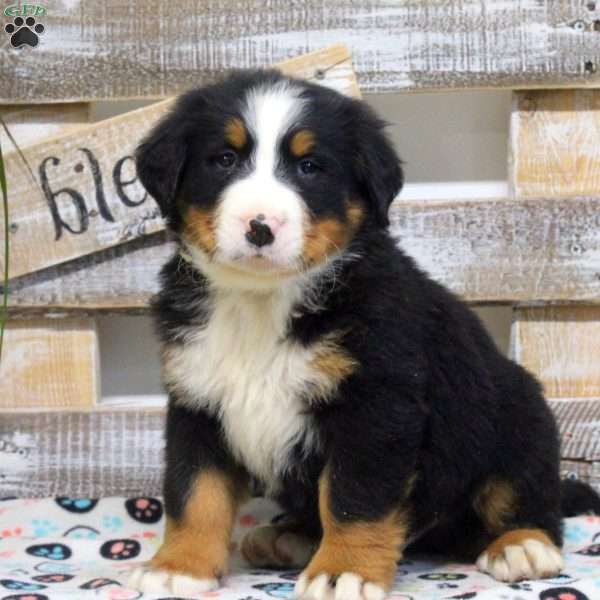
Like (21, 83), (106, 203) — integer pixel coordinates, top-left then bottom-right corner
(561, 478), (600, 517)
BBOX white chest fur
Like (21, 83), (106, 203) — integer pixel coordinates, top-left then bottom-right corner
(163, 285), (326, 492)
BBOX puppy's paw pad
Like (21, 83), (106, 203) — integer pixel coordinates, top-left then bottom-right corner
(477, 539), (563, 582)
(127, 566), (219, 594)
(295, 571), (385, 600)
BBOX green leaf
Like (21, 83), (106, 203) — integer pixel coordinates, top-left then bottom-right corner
(0, 137), (8, 363)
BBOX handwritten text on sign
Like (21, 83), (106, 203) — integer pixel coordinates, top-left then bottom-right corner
(1, 98), (173, 280)
(39, 150), (158, 241)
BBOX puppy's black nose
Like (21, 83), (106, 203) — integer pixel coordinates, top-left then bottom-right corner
(246, 218), (275, 248)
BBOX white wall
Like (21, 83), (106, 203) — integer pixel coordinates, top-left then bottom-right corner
(97, 91), (514, 404)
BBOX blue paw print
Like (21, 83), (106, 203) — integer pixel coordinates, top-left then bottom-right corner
(26, 543), (72, 561)
(253, 582), (295, 598)
(565, 522), (588, 543)
(55, 497), (98, 513)
(31, 519), (60, 537)
(0, 579), (47, 591)
(101, 515), (123, 533)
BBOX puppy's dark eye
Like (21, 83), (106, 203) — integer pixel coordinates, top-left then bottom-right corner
(298, 159), (320, 176)
(214, 151), (237, 169)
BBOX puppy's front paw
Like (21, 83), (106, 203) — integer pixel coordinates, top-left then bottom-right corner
(127, 565), (220, 595)
(295, 571), (386, 600)
(477, 529), (563, 582)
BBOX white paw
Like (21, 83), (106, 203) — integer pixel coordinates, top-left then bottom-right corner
(127, 566), (220, 595)
(295, 571), (386, 600)
(477, 539), (564, 582)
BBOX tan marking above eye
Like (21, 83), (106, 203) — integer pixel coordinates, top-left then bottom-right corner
(225, 117), (247, 149)
(290, 129), (315, 157)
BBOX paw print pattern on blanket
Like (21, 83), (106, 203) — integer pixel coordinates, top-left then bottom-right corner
(101, 515), (124, 533)
(54, 498), (98, 513)
(25, 544), (71, 561)
(31, 520), (59, 538)
(99, 539), (141, 560)
(124, 498), (163, 524)
(1, 594), (49, 600)
(0, 579), (47, 591)
(539, 588), (591, 600)
(0, 499), (600, 599)
(32, 574), (74, 584)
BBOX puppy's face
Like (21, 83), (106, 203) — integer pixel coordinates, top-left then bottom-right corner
(137, 72), (403, 285)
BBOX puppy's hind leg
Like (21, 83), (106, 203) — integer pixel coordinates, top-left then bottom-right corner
(241, 520), (319, 569)
(473, 477), (563, 582)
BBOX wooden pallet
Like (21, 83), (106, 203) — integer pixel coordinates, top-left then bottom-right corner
(1, 3), (599, 496)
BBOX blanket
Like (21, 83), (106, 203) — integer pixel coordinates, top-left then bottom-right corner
(0, 496), (599, 600)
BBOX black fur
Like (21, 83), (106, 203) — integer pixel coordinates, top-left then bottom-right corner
(139, 70), (600, 566)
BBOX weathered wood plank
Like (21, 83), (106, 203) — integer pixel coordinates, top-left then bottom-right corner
(551, 398), (600, 462)
(510, 90), (600, 197)
(0, 45), (358, 280)
(560, 460), (600, 492)
(6, 195), (600, 312)
(3, 1), (600, 103)
(3, 404), (597, 497)
(0, 410), (165, 498)
(0, 104), (91, 152)
(513, 306), (600, 399)
(0, 318), (99, 409)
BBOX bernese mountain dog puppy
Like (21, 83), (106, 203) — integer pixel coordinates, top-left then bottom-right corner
(128, 70), (599, 600)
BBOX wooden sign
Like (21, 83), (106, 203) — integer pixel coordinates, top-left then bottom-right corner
(2, 1), (600, 103)
(0, 45), (358, 280)
(0, 104), (90, 152)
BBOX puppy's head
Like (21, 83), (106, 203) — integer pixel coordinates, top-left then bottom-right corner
(137, 71), (403, 287)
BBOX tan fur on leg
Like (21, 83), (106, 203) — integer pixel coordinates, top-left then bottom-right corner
(295, 469), (407, 600)
(129, 469), (246, 595)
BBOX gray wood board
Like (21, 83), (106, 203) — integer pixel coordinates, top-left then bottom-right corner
(2, 402), (599, 497)
(0, 410), (165, 498)
(5, 196), (600, 311)
(3, 0), (600, 102)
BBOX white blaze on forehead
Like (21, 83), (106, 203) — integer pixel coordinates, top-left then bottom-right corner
(210, 80), (309, 278)
(243, 80), (306, 173)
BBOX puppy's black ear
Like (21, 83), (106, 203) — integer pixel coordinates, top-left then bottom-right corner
(135, 112), (189, 218)
(354, 106), (404, 228)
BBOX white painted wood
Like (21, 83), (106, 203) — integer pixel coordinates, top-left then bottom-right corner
(3, 401), (597, 497)
(3, 1), (600, 102)
(0, 409), (165, 497)
(0, 45), (358, 280)
(6, 194), (600, 311)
